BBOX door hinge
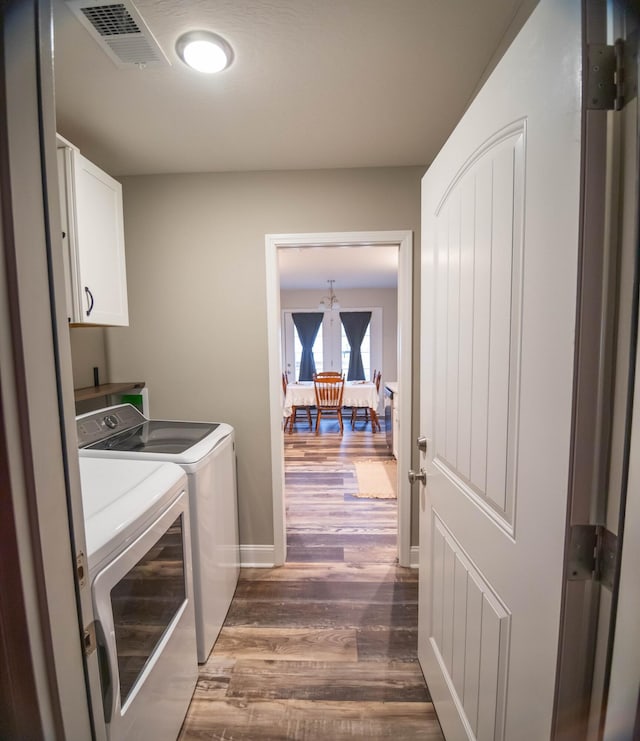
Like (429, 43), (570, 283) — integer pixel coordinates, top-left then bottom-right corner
(587, 32), (638, 111)
(83, 621), (97, 657)
(567, 524), (618, 589)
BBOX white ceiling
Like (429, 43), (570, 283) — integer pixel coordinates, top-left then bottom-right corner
(278, 245), (399, 290)
(52, 0), (532, 178)
(52, 0), (534, 289)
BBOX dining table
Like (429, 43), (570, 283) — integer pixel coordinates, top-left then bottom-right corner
(283, 380), (381, 432)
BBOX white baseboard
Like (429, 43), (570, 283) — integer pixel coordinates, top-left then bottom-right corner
(241, 544), (418, 569)
(240, 544), (276, 568)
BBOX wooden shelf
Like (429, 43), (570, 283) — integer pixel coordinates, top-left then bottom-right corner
(74, 381), (145, 403)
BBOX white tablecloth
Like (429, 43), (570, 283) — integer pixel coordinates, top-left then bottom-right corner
(283, 381), (379, 418)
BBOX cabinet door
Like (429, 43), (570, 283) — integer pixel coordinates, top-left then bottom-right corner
(56, 148), (75, 322)
(70, 151), (128, 326)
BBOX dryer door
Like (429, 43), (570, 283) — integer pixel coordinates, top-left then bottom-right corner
(92, 491), (197, 741)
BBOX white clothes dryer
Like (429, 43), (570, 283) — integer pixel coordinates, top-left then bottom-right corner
(77, 404), (240, 663)
(79, 456), (197, 741)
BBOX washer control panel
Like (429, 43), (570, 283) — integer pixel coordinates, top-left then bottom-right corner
(76, 404), (146, 447)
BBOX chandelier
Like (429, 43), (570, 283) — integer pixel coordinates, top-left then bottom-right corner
(318, 279), (341, 311)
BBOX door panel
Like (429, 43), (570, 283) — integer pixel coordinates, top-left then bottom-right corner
(431, 515), (510, 740)
(434, 125), (524, 529)
(418, 1), (584, 738)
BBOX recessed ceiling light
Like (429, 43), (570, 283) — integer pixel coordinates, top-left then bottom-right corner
(175, 31), (233, 74)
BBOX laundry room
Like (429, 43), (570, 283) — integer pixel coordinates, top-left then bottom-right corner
(51, 2), (427, 734)
(56, 4), (426, 731)
(20, 2), (640, 741)
(61, 167), (423, 554)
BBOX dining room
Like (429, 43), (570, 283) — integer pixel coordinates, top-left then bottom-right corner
(278, 246), (401, 564)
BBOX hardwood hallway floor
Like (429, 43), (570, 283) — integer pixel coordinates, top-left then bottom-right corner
(179, 419), (444, 740)
(285, 416), (398, 563)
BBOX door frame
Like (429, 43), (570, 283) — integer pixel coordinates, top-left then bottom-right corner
(265, 230), (413, 566)
(604, 292), (640, 738)
(0, 1), (96, 737)
(554, 4), (640, 738)
(597, 5), (640, 735)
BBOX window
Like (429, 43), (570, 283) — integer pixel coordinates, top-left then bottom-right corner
(283, 309), (381, 383)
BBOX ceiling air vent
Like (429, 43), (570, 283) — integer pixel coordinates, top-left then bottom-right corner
(65, 0), (170, 68)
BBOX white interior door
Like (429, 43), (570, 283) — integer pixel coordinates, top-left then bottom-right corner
(418, 2), (585, 739)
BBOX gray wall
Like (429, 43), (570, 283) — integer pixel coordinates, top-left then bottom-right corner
(103, 166), (424, 548)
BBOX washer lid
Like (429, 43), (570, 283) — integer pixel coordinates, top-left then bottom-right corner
(84, 420), (220, 454)
(79, 457), (186, 573)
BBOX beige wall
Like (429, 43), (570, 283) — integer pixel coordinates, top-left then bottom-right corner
(103, 166), (423, 548)
(69, 327), (107, 388)
(280, 287), (398, 382)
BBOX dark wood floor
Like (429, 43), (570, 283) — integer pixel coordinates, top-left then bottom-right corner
(179, 419), (444, 740)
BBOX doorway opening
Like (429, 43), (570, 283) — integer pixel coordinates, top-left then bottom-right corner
(265, 230), (413, 567)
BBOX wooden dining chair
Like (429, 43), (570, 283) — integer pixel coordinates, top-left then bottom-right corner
(313, 376), (345, 434)
(313, 371), (344, 378)
(351, 370), (382, 430)
(282, 371), (313, 432)
(370, 370), (383, 431)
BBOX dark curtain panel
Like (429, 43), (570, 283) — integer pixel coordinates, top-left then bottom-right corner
(340, 311), (371, 380)
(292, 312), (324, 380)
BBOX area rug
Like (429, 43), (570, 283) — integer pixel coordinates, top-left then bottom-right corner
(352, 459), (397, 499)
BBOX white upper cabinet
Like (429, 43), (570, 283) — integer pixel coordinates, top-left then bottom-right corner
(57, 140), (129, 326)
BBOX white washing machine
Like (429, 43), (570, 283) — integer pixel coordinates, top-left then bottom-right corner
(79, 456), (197, 741)
(77, 403), (240, 663)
